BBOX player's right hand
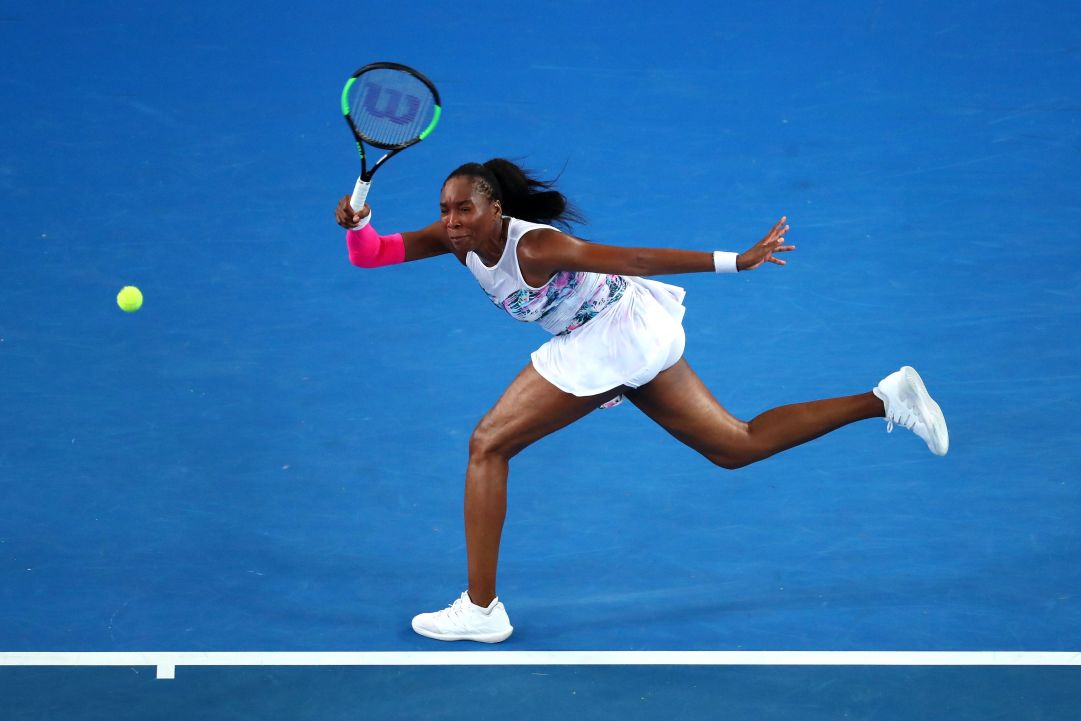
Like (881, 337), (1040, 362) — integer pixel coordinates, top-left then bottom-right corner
(336, 195), (371, 229)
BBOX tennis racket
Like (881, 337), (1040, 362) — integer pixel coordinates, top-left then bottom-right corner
(341, 62), (442, 213)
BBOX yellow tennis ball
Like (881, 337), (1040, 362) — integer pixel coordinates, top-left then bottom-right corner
(117, 286), (143, 313)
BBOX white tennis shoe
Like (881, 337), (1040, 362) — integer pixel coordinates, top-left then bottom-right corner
(411, 591), (513, 643)
(873, 366), (949, 456)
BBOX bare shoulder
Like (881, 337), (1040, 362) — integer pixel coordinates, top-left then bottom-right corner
(517, 227), (579, 261)
(516, 227), (585, 282)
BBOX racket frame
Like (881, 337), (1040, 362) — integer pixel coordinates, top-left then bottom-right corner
(341, 61), (442, 211)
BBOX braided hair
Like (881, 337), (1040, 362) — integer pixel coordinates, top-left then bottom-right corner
(444, 158), (584, 231)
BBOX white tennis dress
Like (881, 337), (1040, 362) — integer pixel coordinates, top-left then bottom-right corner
(465, 217), (687, 397)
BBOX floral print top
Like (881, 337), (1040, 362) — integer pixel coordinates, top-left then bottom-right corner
(466, 218), (627, 336)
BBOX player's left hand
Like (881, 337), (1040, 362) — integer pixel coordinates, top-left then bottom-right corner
(737, 217), (795, 271)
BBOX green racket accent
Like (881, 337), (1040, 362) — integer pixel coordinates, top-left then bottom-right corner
(341, 77), (357, 116)
(419, 105), (442, 140)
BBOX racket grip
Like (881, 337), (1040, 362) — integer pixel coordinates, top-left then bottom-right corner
(350, 177), (371, 212)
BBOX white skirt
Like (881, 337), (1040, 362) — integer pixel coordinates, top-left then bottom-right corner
(530, 277), (687, 397)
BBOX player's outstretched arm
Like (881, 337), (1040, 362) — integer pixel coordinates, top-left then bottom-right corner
(335, 195), (450, 265)
(516, 217), (794, 280)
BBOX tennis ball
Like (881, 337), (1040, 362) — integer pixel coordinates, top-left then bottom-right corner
(117, 286), (143, 313)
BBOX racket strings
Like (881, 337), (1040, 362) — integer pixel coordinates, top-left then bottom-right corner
(349, 69), (438, 148)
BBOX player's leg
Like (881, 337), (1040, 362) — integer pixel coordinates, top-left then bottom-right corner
(625, 358), (885, 469)
(411, 363), (619, 642)
(464, 363), (620, 606)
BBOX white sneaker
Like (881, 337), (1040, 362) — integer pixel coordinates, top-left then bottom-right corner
(873, 366), (949, 456)
(411, 591), (514, 643)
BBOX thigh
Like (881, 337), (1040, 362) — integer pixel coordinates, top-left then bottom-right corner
(624, 358), (750, 459)
(474, 362), (624, 458)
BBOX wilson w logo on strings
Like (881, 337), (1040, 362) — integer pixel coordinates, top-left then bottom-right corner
(361, 83), (421, 125)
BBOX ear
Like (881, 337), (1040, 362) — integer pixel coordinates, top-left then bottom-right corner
(492, 199), (503, 217)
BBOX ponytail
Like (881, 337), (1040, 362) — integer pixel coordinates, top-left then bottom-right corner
(445, 158), (584, 230)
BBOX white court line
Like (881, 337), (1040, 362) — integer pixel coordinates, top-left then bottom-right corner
(1, 651), (1079, 679)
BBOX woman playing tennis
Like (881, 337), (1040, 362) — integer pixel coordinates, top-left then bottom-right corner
(334, 158), (949, 643)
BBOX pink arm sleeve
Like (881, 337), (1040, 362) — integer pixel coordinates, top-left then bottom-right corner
(346, 224), (406, 268)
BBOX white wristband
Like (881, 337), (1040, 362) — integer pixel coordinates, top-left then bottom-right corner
(713, 251), (739, 273)
(351, 207), (372, 231)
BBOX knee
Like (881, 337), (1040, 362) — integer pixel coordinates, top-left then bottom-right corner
(698, 423), (760, 470)
(704, 439), (762, 470)
(707, 453), (753, 471)
(469, 418), (515, 460)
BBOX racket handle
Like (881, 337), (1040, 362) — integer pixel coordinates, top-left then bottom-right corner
(350, 177), (371, 212)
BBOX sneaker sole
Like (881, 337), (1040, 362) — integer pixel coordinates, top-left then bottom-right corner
(411, 622), (513, 644)
(901, 366), (949, 456)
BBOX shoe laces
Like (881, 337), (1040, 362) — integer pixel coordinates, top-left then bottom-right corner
(435, 593), (469, 620)
(885, 403), (917, 433)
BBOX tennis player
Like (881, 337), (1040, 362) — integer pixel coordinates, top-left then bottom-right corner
(334, 158), (949, 643)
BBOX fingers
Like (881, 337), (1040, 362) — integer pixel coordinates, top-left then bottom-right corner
(770, 216), (792, 248)
(763, 217), (790, 244)
(335, 195), (371, 229)
(766, 244), (795, 266)
(747, 218), (795, 270)
(335, 195), (352, 227)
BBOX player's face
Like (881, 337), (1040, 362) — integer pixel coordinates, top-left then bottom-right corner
(440, 176), (501, 250)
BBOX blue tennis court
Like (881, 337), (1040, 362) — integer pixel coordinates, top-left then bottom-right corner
(2, 0), (1079, 717)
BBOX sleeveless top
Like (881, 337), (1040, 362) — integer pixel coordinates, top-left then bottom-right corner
(465, 218), (628, 336)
